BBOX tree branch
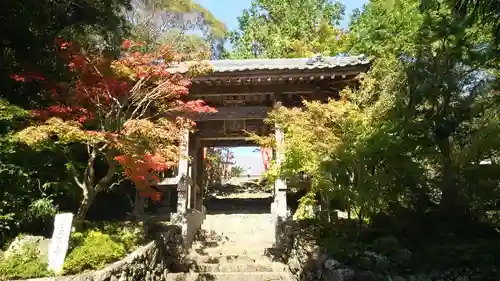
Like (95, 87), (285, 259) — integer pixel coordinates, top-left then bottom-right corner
(84, 144), (97, 187)
(95, 151), (118, 192)
(109, 177), (128, 190)
(62, 150), (85, 189)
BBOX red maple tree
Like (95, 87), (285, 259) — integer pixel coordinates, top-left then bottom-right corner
(15, 38), (215, 220)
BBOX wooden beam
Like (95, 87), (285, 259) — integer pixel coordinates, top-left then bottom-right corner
(192, 106), (271, 121)
(195, 119), (270, 138)
(199, 138), (259, 147)
(189, 77), (358, 96)
(192, 65), (369, 81)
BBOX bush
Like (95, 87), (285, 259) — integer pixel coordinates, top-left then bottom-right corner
(63, 222), (143, 274)
(0, 222), (143, 278)
(102, 222), (143, 252)
(63, 230), (126, 274)
(0, 243), (53, 280)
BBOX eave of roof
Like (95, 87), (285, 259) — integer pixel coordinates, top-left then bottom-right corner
(166, 54), (371, 75)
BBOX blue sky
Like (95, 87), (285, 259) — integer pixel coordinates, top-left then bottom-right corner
(196, 0), (368, 174)
(196, 0), (367, 31)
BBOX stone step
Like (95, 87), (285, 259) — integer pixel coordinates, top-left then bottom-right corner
(198, 235), (274, 240)
(196, 238), (274, 246)
(193, 238), (274, 245)
(191, 251), (270, 260)
(187, 254), (271, 264)
(191, 246), (269, 256)
(165, 272), (292, 281)
(197, 238), (272, 244)
(197, 230), (273, 235)
(199, 228), (274, 236)
(194, 235), (274, 243)
(195, 262), (288, 273)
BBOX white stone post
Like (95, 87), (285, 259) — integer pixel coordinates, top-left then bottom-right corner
(47, 213), (73, 274)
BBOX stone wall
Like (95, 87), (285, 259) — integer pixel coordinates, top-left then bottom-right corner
(275, 220), (404, 281)
(272, 220), (328, 281)
(274, 220), (416, 281)
(272, 220), (475, 281)
(184, 206), (206, 247)
(20, 224), (187, 281)
(273, 220), (405, 281)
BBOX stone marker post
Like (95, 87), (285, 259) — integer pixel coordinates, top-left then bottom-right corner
(47, 212), (74, 273)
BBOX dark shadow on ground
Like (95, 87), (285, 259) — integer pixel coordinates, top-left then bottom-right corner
(204, 197), (273, 214)
(191, 228), (229, 256)
(206, 181), (272, 197)
(181, 225), (231, 280)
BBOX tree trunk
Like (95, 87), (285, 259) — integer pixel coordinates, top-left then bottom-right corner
(76, 194), (92, 221)
(357, 206), (365, 241)
(134, 190), (145, 216)
(439, 137), (458, 210)
(72, 147), (117, 230)
(74, 186), (96, 230)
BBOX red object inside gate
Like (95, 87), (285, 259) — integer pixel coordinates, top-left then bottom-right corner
(261, 147), (272, 171)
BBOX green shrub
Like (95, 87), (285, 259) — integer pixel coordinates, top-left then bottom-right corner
(0, 243), (53, 280)
(63, 230), (126, 274)
(0, 222), (143, 277)
(63, 222), (143, 274)
(101, 222), (143, 252)
(372, 235), (400, 255)
(67, 230), (85, 252)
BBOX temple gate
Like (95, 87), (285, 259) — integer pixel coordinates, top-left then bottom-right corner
(139, 55), (370, 247)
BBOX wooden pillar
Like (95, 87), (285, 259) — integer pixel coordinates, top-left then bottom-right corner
(195, 145), (205, 210)
(187, 142), (205, 211)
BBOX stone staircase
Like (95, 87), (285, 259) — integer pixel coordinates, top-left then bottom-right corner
(166, 213), (294, 281)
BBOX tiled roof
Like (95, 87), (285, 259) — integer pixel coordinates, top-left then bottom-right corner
(166, 54), (370, 74)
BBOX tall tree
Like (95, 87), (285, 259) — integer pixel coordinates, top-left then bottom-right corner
(403, 0), (500, 213)
(0, 0), (132, 107)
(229, 0), (347, 59)
(349, 0), (500, 215)
(0, 0), (134, 242)
(450, 0), (500, 43)
(204, 147), (235, 185)
(348, 0), (422, 58)
(255, 0), (500, 224)
(127, 0), (228, 59)
(14, 40), (214, 222)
